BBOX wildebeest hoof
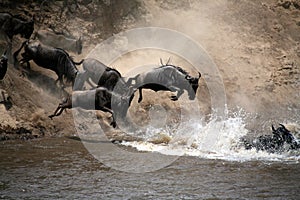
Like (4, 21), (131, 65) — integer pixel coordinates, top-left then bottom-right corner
(111, 121), (117, 128)
(171, 96), (178, 101)
(138, 98), (142, 103)
(48, 115), (54, 120)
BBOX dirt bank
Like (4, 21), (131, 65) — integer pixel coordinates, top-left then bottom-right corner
(0, 0), (299, 140)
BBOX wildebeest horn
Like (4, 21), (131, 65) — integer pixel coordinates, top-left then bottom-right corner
(160, 58), (164, 66)
(166, 57), (171, 65)
(272, 125), (276, 132)
(198, 72), (201, 78)
(3, 50), (7, 56)
(279, 123), (286, 129)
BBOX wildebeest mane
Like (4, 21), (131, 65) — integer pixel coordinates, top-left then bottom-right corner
(158, 64), (189, 76)
(105, 66), (122, 77)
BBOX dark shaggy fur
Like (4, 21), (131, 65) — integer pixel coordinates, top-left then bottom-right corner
(127, 64), (201, 102)
(0, 12), (34, 40)
(14, 41), (83, 88)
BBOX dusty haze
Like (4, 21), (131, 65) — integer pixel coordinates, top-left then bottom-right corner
(0, 0), (299, 140)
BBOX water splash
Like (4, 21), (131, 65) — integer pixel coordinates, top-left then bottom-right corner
(122, 110), (300, 162)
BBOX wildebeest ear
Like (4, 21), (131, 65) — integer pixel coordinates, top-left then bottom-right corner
(272, 125), (276, 132)
(279, 123), (286, 129)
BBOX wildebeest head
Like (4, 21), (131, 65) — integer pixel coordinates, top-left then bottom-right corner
(185, 72), (201, 100)
(111, 85), (135, 119)
(13, 17), (34, 39)
(272, 124), (295, 144)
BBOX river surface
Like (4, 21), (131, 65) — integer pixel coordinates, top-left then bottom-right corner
(0, 136), (299, 200)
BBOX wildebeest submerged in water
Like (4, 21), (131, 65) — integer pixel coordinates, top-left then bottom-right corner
(74, 58), (126, 91)
(242, 124), (300, 153)
(0, 12), (34, 40)
(48, 87), (133, 128)
(13, 40), (84, 89)
(127, 64), (201, 102)
(0, 50), (8, 80)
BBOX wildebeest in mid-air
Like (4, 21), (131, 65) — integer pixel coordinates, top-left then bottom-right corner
(13, 40), (84, 90)
(127, 62), (201, 103)
(242, 124), (300, 153)
(0, 12), (34, 41)
(74, 58), (126, 91)
(48, 87), (134, 128)
(0, 50), (8, 80)
(35, 29), (83, 55)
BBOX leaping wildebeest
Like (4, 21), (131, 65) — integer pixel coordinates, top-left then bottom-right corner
(48, 87), (133, 128)
(0, 50), (8, 80)
(13, 40), (84, 89)
(0, 12), (34, 40)
(127, 63), (201, 103)
(74, 58), (126, 91)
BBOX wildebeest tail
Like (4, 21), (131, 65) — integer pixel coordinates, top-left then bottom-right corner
(72, 59), (84, 65)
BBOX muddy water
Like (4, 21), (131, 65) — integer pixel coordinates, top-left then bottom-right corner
(0, 137), (299, 199)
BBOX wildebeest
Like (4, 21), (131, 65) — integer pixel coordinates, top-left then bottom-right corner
(0, 12), (34, 40)
(74, 58), (125, 91)
(35, 29), (82, 54)
(48, 87), (133, 128)
(0, 50), (8, 80)
(127, 64), (201, 102)
(242, 124), (300, 153)
(13, 40), (83, 89)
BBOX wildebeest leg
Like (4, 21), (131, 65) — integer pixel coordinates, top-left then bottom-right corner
(13, 40), (28, 69)
(56, 77), (68, 96)
(19, 58), (31, 70)
(48, 106), (65, 119)
(170, 87), (182, 101)
(1, 91), (5, 102)
(87, 78), (97, 89)
(101, 106), (117, 128)
(17, 58), (31, 77)
(138, 88), (143, 103)
(0, 31), (12, 63)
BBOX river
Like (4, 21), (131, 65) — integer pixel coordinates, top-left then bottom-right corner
(1, 135), (299, 199)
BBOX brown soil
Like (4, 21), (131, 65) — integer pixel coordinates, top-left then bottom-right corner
(0, 0), (299, 140)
